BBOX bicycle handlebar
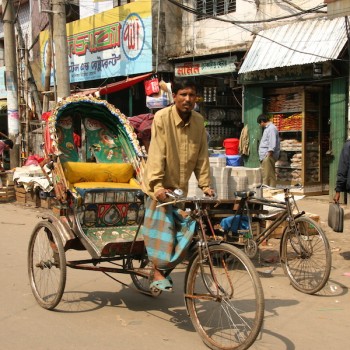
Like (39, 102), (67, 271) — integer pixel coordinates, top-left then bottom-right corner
(156, 190), (219, 208)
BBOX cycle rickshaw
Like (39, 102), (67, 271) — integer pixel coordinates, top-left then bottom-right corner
(28, 95), (264, 350)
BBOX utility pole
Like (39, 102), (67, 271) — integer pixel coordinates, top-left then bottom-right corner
(52, 0), (70, 99)
(2, 0), (20, 168)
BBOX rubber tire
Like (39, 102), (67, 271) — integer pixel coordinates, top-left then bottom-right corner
(28, 221), (66, 310)
(185, 242), (264, 350)
(280, 216), (332, 294)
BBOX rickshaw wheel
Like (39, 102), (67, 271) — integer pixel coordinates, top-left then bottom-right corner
(128, 257), (162, 297)
(28, 221), (67, 310)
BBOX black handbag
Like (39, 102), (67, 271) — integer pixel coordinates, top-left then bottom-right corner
(328, 203), (344, 233)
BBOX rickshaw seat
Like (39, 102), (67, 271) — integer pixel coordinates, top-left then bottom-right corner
(62, 161), (140, 190)
(72, 179), (140, 190)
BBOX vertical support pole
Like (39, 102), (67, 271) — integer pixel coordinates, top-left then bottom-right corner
(25, 36), (29, 160)
(43, 12), (53, 112)
(2, 0), (20, 167)
(52, 0), (70, 99)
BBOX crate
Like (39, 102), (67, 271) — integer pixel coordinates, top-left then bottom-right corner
(0, 185), (15, 202)
(15, 186), (26, 204)
(265, 213), (320, 239)
(15, 187), (41, 207)
(264, 219), (287, 239)
(251, 221), (261, 237)
(25, 191), (40, 207)
(40, 197), (55, 209)
(0, 172), (14, 187)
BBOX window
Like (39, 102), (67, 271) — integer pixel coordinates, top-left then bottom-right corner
(196, 0), (236, 20)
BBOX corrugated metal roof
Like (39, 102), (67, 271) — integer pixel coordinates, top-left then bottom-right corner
(239, 17), (347, 74)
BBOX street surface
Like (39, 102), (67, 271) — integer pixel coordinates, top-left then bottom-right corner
(0, 197), (349, 350)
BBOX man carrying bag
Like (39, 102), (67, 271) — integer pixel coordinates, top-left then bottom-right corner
(331, 140), (350, 232)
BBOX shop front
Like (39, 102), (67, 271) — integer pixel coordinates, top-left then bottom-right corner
(238, 17), (348, 197)
(174, 55), (244, 149)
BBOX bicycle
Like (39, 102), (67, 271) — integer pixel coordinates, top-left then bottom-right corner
(28, 96), (263, 350)
(156, 190), (265, 350)
(223, 188), (332, 295)
(28, 188), (265, 350)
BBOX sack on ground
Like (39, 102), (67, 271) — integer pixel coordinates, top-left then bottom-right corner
(220, 215), (249, 235)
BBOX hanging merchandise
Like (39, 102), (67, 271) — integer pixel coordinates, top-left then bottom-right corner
(144, 76), (160, 96)
(239, 125), (250, 156)
(146, 80), (173, 109)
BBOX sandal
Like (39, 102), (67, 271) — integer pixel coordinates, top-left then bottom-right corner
(150, 278), (173, 292)
(166, 275), (173, 286)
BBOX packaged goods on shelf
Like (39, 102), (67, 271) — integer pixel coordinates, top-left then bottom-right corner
(279, 113), (302, 131)
(211, 167), (231, 199)
(187, 173), (204, 198)
(188, 166), (262, 200)
(306, 168), (319, 182)
(228, 167), (262, 187)
(266, 91), (302, 111)
(228, 175), (248, 199)
(280, 139), (302, 151)
(276, 168), (293, 182)
(227, 167), (262, 198)
(291, 169), (302, 182)
(209, 155), (227, 167)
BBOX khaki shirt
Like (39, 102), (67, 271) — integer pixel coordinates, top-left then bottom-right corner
(142, 105), (211, 199)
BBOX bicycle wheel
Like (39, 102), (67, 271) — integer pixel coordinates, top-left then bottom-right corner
(185, 243), (264, 350)
(280, 216), (331, 294)
(28, 221), (67, 309)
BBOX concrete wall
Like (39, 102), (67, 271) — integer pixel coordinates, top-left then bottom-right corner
(153, 0), (182, 71)
(179, 0), (326, 57)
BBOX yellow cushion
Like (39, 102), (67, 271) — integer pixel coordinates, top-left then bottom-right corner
(73, 181), (141, 189)
(63, 162), (134, 184)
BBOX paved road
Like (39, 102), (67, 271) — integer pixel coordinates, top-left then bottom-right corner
(0, 199), (349, 350)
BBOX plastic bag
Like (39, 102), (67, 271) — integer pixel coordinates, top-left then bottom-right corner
(144, 77), (159, 96)
(146, 80), (173, 109)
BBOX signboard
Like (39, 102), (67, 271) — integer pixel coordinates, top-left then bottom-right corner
(40, 2), (152, 84)
(175, 56), (237, 77)
(238, 62), (332, 84)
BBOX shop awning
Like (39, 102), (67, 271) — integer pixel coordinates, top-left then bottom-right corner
(239, 17), (347, 74)
(74, 73), (153, 97)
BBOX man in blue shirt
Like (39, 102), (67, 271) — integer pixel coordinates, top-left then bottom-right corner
(257, 114), (280, 187)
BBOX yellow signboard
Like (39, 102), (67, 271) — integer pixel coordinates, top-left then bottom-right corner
(40, 2), (152, 84)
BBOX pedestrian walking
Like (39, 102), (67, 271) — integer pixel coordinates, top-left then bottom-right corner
(334, 139), (350, 203)
(257, 114), (280, 187)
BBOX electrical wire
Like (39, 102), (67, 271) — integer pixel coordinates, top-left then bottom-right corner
(166, 0), (347, 63)
(167, 0), (326, 24)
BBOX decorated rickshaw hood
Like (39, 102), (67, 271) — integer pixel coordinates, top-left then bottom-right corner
(44, 96), (145, 183)
(45, 95), (143, 157)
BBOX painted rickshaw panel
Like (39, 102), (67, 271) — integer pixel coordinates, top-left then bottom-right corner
(43, 96), (146, 258)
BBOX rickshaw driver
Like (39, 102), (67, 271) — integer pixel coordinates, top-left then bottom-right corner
(141, 78), (215, 292)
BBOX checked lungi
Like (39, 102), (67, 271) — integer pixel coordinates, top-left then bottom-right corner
(141, 197), (196, 270)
